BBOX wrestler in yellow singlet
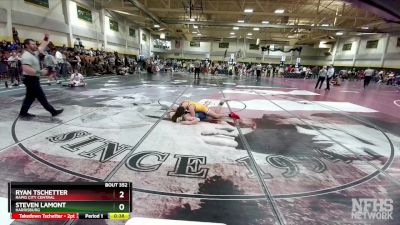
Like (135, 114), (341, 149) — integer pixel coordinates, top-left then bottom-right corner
(171, 100), (239, 123)
(183, 100), (209, 113)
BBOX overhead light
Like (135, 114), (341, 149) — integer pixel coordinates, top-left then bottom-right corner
(193, 25), (198, 28)
(358, 32), (376, 35)
(192, 31), (197, 34)
(154, 24), (160, 28)
(253, 27), (260, 31)
(274, 9), (285, 14)
(247, 33), (252, 36)
(288, 35), (295, 38)
(230, 32), (235, 35)
(361, 26), (369, 29)
(233, 27), (239, 30)
(238, 20), (245, 23)
(113, 10), (135, 16)
(244, 9), (253, 13)
(336, 32), (343, 35)
(311, 24), (315, 26)
(189, 18), (195, 21)
(321, 24), (329, 27)
(197, 33), (201, 36)
(261, 21), (269, 24)
(160, 33), (165, 39)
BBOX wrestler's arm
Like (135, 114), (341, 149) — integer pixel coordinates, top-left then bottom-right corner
(188, 105), (196, 117)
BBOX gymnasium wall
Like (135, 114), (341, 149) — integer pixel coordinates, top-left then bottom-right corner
(155, 34), (400, 69)
(0, 0), (139, 55)
(0, 1), (399, 68)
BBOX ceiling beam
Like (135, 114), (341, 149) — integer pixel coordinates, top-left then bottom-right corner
(162, 19), (387, 32)
(255, 0), (265, 13)
(145, 7), (378, 20)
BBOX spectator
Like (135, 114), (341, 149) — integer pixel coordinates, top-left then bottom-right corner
(1, 51), (9, 87)
(326, 64), (335, 90)
(8, 50), (21, 86)
(194, 59), (201, 79)
(387, 71), (395, 85)
(12, 27), (20, 45)
(69, 69), (85, 87)
(364, 67), (375, 88)
(315, 66), (327, 89)
(55, 48), (65, 76)
(43, 50), (58, 83)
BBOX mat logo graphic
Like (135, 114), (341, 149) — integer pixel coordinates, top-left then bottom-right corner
(46, 131), (209, 178)
(351, 198), (393, 220)
(46, 131), (383, 180)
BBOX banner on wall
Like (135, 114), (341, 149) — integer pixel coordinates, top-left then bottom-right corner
(190, 41), (200, 47)
(109, 19), (119, 32)
(77, 5), (92, 23)
(263, 45), (302, 55)
(25, 0), (49, 8)
(366, 40), (379, 49)
(342, 43), (352, 51)
(129, 28), (136, 37)
(152, 39), (171, 50)
(219, 43), (229, 48)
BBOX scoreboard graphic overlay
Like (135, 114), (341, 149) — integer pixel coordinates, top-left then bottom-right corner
(8, 182), (132, 220)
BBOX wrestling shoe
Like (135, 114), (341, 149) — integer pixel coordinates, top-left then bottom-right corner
(228, 112), (240, 120)
(52, 108), (64, 117)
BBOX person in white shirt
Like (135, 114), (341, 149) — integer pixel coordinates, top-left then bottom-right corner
(55, 49), (63, 64)
(55, 49), (65, 76)
(256, 63), (262, 80)
(364, 67), (375, 88)
(387, 71), (395, 85)
(194, 60), (201, 79)
(326, 64), (335, 90)
(266, 64), (273, 77)
(315, 66), (327, 89)
(69, 70), (85, 87)
(43, 50), (58, 83)
(377, 70), (384, 84)
(8, 50), (21, 86)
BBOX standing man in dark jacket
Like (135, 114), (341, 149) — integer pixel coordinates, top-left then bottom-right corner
(19, 33), (63, 118)
(194, 60), (201, 79)
(326, 64), (335, 90)
(315, 66), (327, 89)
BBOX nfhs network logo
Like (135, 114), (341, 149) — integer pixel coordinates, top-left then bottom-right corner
(352, 198), (393, 220)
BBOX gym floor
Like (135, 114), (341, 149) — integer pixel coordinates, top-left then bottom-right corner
(0, 73), (399, 225)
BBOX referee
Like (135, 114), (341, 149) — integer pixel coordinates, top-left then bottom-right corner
(19, 33), (63, 118)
